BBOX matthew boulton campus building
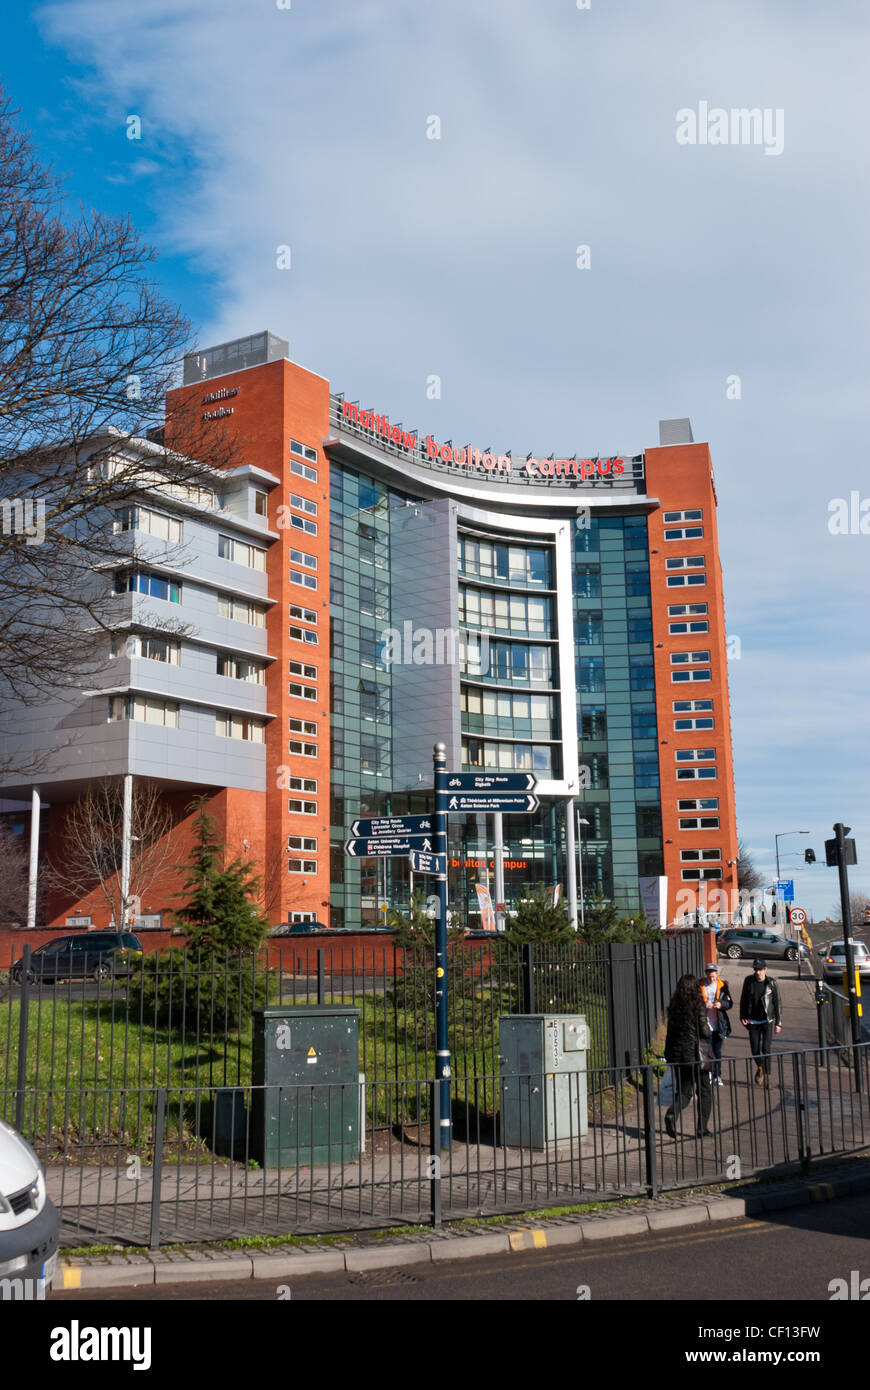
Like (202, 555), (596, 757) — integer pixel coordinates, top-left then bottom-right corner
(0, 331), (738, 933)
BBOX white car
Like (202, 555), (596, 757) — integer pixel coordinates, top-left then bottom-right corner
(0, 1119), (59, 1298)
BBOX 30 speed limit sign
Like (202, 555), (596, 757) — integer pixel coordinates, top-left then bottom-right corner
(790, 907), (807, 926)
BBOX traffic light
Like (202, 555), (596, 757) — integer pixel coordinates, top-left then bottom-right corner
(804, 848), (816, 865)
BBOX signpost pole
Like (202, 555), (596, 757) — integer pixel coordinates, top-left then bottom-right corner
(834, 822), (862, 1093)
(493, 812), (505, 933)
(433, 742), (451, 1148)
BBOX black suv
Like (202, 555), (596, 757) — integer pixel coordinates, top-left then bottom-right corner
(12, 932), (144, 984)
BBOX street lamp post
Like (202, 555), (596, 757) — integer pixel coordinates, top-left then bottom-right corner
(775, 830), (810, 882)
(577, 814), (590, 929)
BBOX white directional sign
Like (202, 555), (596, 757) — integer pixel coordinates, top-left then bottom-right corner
(349, 815), (432, 838)
(409, 851), (447, 875)
(447, 793), (539, 814)
(445, 772), (537, 793)
(344, 833), (435, 858)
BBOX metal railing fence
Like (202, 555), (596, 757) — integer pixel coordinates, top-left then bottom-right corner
(9, 1041), (867, 1247)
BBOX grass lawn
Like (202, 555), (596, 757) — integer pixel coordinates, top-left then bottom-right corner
(0, 971), (611, 1156)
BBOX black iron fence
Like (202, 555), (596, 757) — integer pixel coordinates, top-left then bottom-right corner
(0, 932), (703, 1131)
(11, 1043), (869, 1248)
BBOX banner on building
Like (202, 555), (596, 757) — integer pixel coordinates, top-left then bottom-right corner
(638, 876), (668, 928)
(475, 883), (497, 932)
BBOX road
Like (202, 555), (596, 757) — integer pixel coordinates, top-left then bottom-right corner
(50, 1191), (870, 1302)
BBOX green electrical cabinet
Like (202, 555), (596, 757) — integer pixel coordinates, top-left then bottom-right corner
(251, 1006), (361, 1167)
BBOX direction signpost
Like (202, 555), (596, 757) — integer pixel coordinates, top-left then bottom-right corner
(408, 850), (447, 876)
(344, 833), (435, 858)
(345, 758), (542, 1151)
(349, 816), (432, 838)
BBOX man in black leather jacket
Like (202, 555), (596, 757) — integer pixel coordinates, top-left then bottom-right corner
(740, 958), (782, 1085)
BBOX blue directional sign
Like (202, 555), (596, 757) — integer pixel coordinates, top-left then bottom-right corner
(446, 793), (539, 814)
(349, 815), (432, 838)
(445, 772), (537, 793)
(344, 833), (435, 858)
(774, 879), (795, 901)
(409, 850), (447, 875)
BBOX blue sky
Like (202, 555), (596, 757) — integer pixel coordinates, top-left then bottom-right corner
(7, 0), (869, 919)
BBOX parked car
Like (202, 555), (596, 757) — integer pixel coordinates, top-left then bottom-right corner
(12, 931), (144, 984)
(270, 921), (331, 936)
(717, 927), (809, 962)
(0, 1119), (59, 1297)
(821, 940), (870, 984)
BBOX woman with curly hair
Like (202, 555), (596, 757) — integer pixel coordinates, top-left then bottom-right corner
(663, 972), (713, 1139)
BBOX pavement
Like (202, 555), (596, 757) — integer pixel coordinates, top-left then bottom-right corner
(56, 1149), (870, 1290)
(53, 959), (870, 1290)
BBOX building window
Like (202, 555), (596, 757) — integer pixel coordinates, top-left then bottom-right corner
(128, 635), (180, 664)
(664, 526), (704, 541)
(631, 705), (657, 739)
(254, 491), (268, 517)
(668, 650), (710, 665)
(288, 740), (317, 757)
(663, 509), (703, 523)
(290, 440), (318, 465)
(289, 548), (317, 570)
(290, 569), (317, 590)
(114, 507), (183, 543)
(665, 555), (705, 571)
(669, 621), (709, 635)
(666, 574), (706, 588)
(113, 571), (181, 603)
(681, 868), (723, 881)
(109, 695), (179, 727)
(630, 657), (655, 691)
(634, 751), (660, 788)
(673, 699), (713, 713)
(217, 655), (265, 684)
(288, 836), (317, 853)
(289, 625), (318, 644)
(287, 799), (317, 815)
(288, 604), (317, 625)
(675, 748), (716, 762)
(672, 669), (711, 683)
(676, 767), (717, 780)
(288, 778), (317, 793)
(281, 511), (317, 536)
(215, 714), (266, 742)
(217, 594), (267, 627)
(289, 493), (317, 516)
(679, 816), (721, 830)
(627, 610), (653, 643)
(668, 603), (708, 617)
(288, 660), (317, 679)
(289, 718), (317, 736)
(288, 682), (318, 700)
(218, 535), (267, 571)
(681, 848), (722, 862)
(578, 656), (605, 693)
(678, 798), (719, 811)
(674, 717), (714, 731)
(287, 859), (318, 874)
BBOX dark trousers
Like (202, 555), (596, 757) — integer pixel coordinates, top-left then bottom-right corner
(710, 1030), (725, 1080)
(748, 1022), (773, 1074)
(668, 1063), (712, 1128)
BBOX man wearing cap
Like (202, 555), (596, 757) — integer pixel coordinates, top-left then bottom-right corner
(701, 963), (733, 1085)
(740, 959), (783, 1085)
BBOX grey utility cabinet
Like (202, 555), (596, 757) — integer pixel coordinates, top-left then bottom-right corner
(251, 1006), (360, 1167)
(500, 1014), (589, 1149)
